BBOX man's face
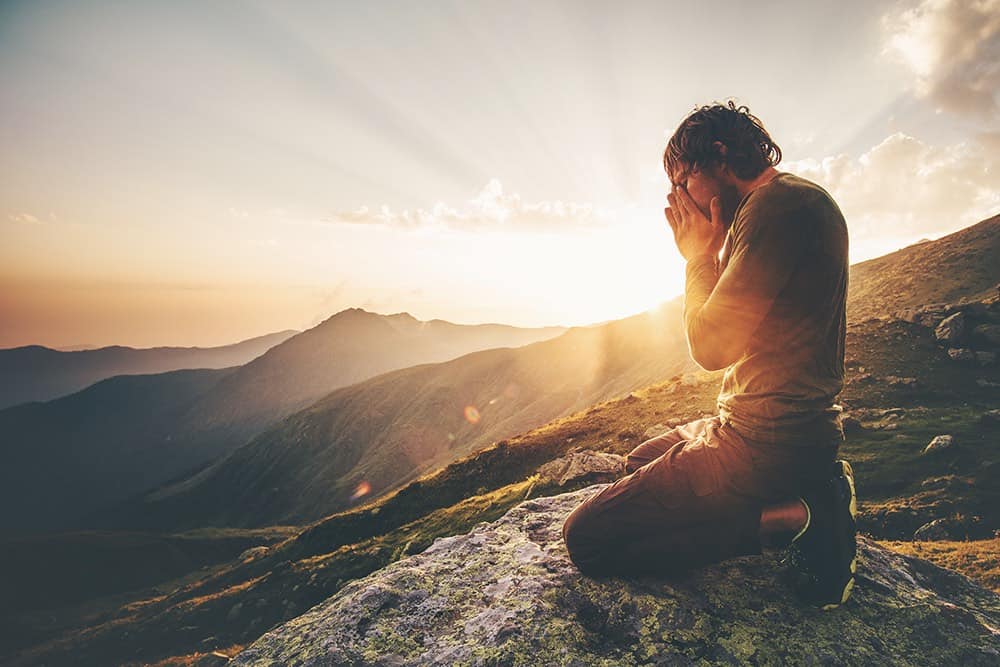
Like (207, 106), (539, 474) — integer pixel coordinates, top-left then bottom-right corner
(671, 162), (741, 228)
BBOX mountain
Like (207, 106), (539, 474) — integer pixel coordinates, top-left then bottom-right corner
(3, 215), (998, 665)
(171, 307), (569, 453)
(0, 368), (237, 536)
(229, 487), (1000, 666)
(6, 292), (998, 665)
(94, 212), (1000, 534)
(93, 300), (695, 531)
(0, 309), (567, 536)
(0, 329), (299, 410)
(847, 213), (1000, 321)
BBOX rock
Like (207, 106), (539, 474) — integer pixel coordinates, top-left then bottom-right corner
(914, 516), (990, 542)
(536, 451), (625, 486)
(973, 323), (1000, 346)
(935, 312), (966, 344)
(231, 485), (1000, 666)
(238, 546), (269, 562)
(885, 375), (920, 390)
(948, 347), (976, 362)
(880, 407), (906, 418)
(850, 372), (876, 386)
(642, 423), (667, 439)
(923, 435), (955, 455)
(914, 518), (952, 541)
(980, 410), (1000, 426)
(842, 415), (864, 434)
(921, 475), (971, 492)
(976, 350), (997, 365)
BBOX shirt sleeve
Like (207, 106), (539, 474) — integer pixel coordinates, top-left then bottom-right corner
(682, 194), (805, 371)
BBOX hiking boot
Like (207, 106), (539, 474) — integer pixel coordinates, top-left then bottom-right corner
(785, 459), (857, 610)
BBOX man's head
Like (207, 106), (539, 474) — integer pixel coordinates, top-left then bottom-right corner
(663, 101), (782, 226)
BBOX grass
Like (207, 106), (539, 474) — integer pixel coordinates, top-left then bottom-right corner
(876, 538), (1000, 594)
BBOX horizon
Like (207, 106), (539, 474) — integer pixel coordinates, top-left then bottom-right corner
(2, 0), (998, 349)
(4, 214), (989, 353)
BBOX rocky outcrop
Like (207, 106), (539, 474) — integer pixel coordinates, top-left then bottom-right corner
(232, 485), (1000, 666)
(536, 450), (626, 486)
(923, 434), (956, 455)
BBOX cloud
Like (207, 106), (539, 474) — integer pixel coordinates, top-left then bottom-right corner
(784, 132), (999, 249)
(883, 0), (1000, 120)
(324, 179), (616, 233)
(8, 212), (41, 224)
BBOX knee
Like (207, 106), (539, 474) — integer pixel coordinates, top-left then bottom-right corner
(561, 502), (608, 577)
(624, 453), (644, 475)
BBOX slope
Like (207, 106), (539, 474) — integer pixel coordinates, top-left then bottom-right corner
(0, 329), (298, 410)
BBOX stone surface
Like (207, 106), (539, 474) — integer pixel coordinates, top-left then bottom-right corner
(232, 485), (1000, 666)
(923, 434), (955, 455)
(914, 518), (954, 541)
(948, 347), (976, 362)
(935, 312), (966, 344)
(536, 450), (626, 486)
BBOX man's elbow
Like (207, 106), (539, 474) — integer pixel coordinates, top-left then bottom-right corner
(686, 339), (735, 372)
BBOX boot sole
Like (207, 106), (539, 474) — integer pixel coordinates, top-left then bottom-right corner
(821, 459), (857, 611)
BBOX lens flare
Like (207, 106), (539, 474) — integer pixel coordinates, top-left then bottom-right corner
(464, 405), (480, 423)
(349, 480), (371, 501)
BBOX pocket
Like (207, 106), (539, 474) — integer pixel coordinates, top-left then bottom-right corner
(675, 421), (752, 498)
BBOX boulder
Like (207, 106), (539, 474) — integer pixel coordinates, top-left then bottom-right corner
(536, 451), (626, 486)
(232, 485), (1000, 666)
(841, 415), (864, 435)
(935, 312), (966, 344)
(923, 435), (955, 455)
(913, 518), (953, 541)
(643, 423), (668, 439)
(948, 348), (976, 362)
(885, 375), (920, 390)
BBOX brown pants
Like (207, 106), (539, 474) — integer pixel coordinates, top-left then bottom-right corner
(561, 415), (839, 577)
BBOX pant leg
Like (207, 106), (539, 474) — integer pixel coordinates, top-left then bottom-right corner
(562, 416), (762, 578)
(623, 417), (715, 474)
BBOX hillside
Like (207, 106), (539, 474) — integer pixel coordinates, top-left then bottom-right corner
(0, 309), (567, 536)
(230, 488), (1000, 665)
(3, 214), (998, 664)
(6, 293), (998, 666)
(172, 307), (568, 450)
(91, 211), (1000, 534)
(847, 213), (1000, 321)
(93, 300), (695, 531)
(0, 329), (298, 410)
(0, 367), (237, 535)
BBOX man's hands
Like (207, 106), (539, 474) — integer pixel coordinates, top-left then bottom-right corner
(665, 186), (725, 262)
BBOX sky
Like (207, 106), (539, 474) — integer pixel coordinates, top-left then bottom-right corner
(1, 0), (998, 349)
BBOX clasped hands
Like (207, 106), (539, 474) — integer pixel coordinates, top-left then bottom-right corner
(664, 186), (726, 263)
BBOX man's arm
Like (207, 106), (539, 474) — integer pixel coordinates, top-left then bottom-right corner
(682, 199), (804, 371)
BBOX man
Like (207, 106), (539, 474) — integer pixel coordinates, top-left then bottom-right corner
(561, 101), (857, 609)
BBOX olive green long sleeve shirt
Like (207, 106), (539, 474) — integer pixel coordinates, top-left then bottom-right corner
(683, 172), (849, 448)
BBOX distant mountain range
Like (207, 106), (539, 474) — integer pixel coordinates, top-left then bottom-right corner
(0, 330), (299, 410)
(2, 211), (999, 667)
(94, 301), (695, 531)
(94, 214), (1000, 534)
(7, 210), (998, 667)
(0, 311), (567, 535)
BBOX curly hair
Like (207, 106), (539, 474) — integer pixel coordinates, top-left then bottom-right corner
(663, 100), (782, 185)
